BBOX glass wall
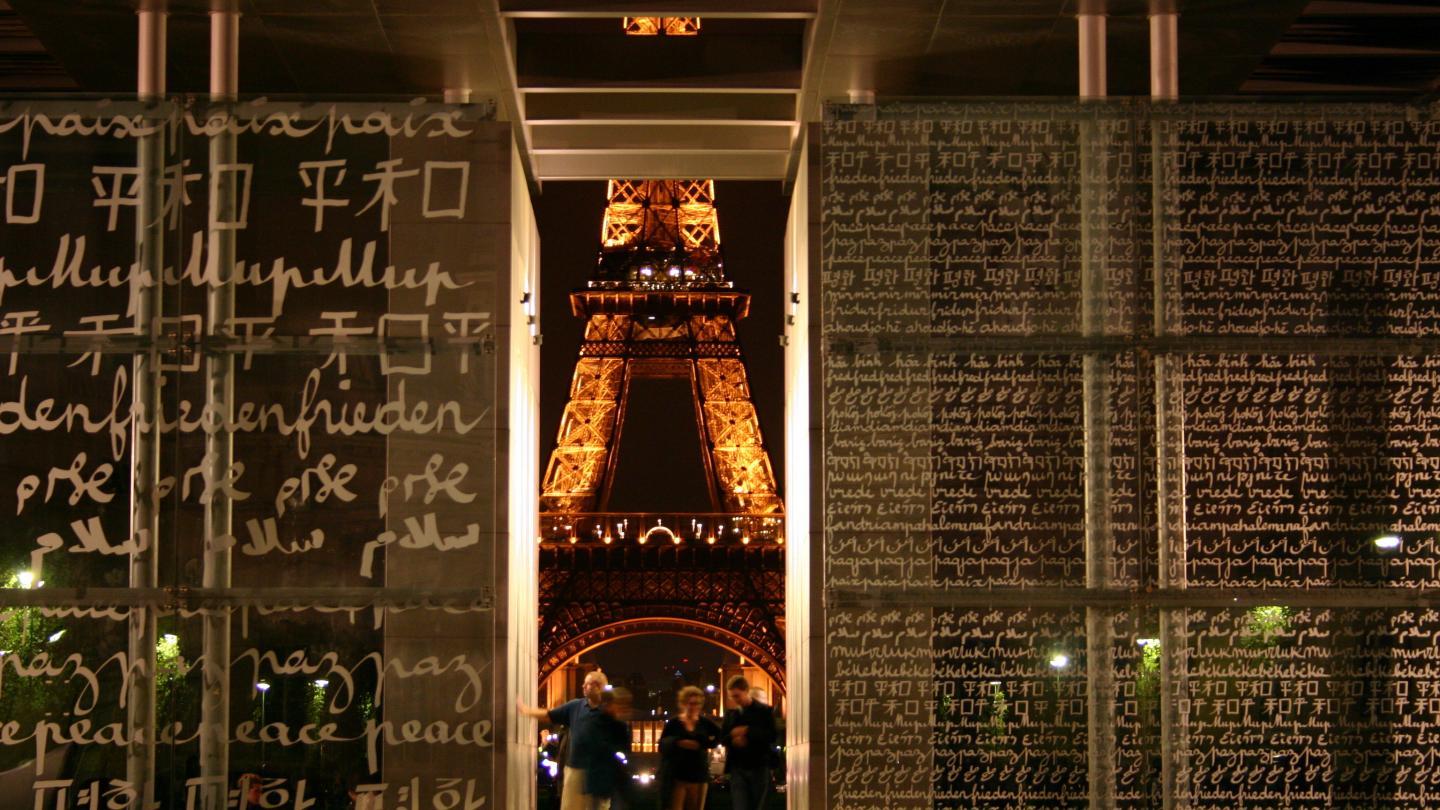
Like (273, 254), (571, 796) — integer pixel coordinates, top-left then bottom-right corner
(808, 100), (1440, 808)
(0, 97), (536, 809)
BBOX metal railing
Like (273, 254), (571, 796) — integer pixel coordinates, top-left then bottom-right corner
(538, 512), (784, 547)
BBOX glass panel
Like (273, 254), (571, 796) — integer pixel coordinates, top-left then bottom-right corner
(816, 99), (1440, 808)
(0, 97), (508, 810)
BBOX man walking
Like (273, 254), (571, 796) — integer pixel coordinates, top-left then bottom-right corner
(519, 670), (617, 810)
(721, 676), (777, 810)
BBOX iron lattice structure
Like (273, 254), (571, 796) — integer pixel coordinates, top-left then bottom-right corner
(541, 180), (782, 515)
(539, 180), (784, 687)
(623, 16), (701, 36)
(538, 543), (785, 688)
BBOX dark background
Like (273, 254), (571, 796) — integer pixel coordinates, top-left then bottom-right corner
(535, 181), (792, 511)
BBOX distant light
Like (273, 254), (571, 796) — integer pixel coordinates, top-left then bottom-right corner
(615, 752), (629, 764)
(48, 630), (65, 643)
(256, 681), (271, 692)
(546, 760), (558, 778)
(667, 265), (682, 278)
(1136, 638), (1160, 648)
(1048, 653), (1069, 670)
(741, 535), (751, 546)
(603, 533), (614, 545)
(988, 680), (1002, 686)
(162, 634), (178, 645)
(17, 571), (34, 589)
(314, 679), (329, 688)
(1374, 534), (1402, 551)
(706, 535), (717, 545)
(604, 684), (613, 692)
(705, 684), (716, 693)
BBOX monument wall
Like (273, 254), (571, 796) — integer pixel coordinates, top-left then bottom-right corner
(0, 98), (538, 809)
(803, 100), (1440, 809)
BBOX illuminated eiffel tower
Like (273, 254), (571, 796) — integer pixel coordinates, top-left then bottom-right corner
(540, 179), (782, 516)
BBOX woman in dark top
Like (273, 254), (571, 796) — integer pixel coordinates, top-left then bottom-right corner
(659, 686), (721, 810)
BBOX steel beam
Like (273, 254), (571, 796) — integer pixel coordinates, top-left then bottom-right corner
(1078, 12), (1116, 807)
(1151, 8), (1188, 807)
(198, 9), (239, 809)
(500, 0), (816, 18)
(127, 10), (165, 806)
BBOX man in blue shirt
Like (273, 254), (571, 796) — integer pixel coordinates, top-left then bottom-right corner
(519, 669), (616, 810)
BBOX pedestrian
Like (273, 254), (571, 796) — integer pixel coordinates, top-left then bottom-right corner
(660, 685), (721, 810)
(518, 670), (619, 810)
(720, 676), (777, 810)
(596, 687), (636, 809)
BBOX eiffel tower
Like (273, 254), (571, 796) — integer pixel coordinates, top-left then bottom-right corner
(540, 179), (782, 516)
(537, 180), (785, 697)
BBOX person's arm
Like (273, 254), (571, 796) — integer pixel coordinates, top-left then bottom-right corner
(658, 718), (682, 757)
(700, 717), (722, 749)
(518, 696), (572, 723)
(750, 705), (777, 749)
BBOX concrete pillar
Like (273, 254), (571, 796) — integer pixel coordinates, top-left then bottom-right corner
(1149, 11), (1179, 101)
(1078, 13), (1107, 99)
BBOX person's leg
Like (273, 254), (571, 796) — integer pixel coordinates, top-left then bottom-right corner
(729, 770), (756, 810)
(691, 782), (709, 810)
(750, 768), (771, 809)
(561, 767), (586, 810)
(668, 781), (688, 810)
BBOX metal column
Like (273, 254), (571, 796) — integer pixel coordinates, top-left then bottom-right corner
(199, 9), (239, 809)
(1150, 7), (1189, 809)
(1078, 8), (1116, 809)
(127, 9), (165, 807)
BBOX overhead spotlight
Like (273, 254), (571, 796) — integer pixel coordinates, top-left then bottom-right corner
(1374, 534), (1402, 551)
(1048, 653), (1069, 670)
